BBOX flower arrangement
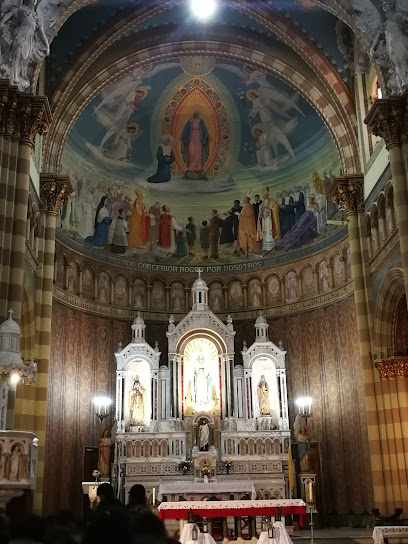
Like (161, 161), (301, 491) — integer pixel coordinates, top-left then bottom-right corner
(179, 460), (192, 473)
(223, 458), (233, 474)
(201, 465), (210, 477)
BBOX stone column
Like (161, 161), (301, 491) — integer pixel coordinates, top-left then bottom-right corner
(332, 175), (386, 511)
(0, 84), (51, 321)
(365, 93), (408, 301)
(375, 357), (408, 513)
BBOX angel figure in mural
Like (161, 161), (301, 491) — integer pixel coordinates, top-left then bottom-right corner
(103, 123), (140, 162)
(2, 0), (50, 90)
(98, 89), (147, 151)
(181, 111), (209, 180)
(247, 89), (296, 164)
(294, 416), (312, 473)
(257, 375), (271, 416)
(98, 421), (117, 478)
(129, 376), (145, 426)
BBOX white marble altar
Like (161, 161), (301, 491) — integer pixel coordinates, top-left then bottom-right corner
(158, 482), (256, 501)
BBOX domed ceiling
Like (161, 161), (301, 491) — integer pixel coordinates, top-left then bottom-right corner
(54, 0), (351, 273)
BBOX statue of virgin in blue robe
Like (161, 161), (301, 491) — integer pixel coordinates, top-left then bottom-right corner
(181, 111), (209, 179)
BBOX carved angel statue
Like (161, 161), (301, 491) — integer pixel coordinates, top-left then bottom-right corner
(349, 0), (408, 95)
(0, 0), (69, 91)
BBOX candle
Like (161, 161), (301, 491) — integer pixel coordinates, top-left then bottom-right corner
(153, 487), (156, 505)
(306, 482), (314, 503)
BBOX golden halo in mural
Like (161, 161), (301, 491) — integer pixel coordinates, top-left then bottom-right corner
(180, 56), (216, 76)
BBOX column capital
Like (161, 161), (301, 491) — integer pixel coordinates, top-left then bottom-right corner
(375, 357), (408, 380)
(331, 174), (364, 216)
(0, 81), (51, 145)
(40, 174), (71, 215)
(365, 91), (408, 148)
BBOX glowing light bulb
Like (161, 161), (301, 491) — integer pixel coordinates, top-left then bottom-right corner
(10, 373), (20, 384)
(190, 0), (217, 21)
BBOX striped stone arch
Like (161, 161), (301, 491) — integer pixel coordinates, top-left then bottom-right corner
(374, 268), (405, 355)
(43, 44), (358, 175)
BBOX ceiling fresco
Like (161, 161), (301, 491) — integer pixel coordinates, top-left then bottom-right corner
(48, 1), (350, 91)
(60, 55), (343, 268)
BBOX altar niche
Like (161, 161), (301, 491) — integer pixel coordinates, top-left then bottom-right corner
(183, 337), (220, 416)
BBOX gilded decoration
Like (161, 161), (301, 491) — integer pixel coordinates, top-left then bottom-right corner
(0, 82), (51, 145)
(331, 175), (364, 216)
(365, 92), (408, 147)
(40, 174), (71, 215)
(375, 357), (408, 380)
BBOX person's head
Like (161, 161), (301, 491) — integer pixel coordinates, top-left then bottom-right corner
(202, 220), (207, 227)
(262, 186), (269, 199)
(193, 111), (200, 119)
(247, 89), (259, 101)
(244, 196), (250, 204)
(128, 484), (146, 506)
(234, 200), (240, 207)
(188, 216), (194, 223)
(97, 482), (115, 504)
(127, 123), (139, 135)
(211, 209), (217, 217)
(162, 205), (169, 213)
(254, 195), (260, 202)
(118, 208), (125, 217)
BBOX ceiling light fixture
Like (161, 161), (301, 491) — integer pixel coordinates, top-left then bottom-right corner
(190, 0), (217, 21)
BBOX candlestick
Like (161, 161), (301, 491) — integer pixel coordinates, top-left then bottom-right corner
(153, 487), (156, 505)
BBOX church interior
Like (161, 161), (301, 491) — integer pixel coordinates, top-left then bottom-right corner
(1, 0), (408, 542)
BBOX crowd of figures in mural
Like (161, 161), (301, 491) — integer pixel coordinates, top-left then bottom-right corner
(59, 169), (337, 263)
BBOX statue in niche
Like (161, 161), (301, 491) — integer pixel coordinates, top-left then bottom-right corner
(285, 272), (298, 302)
(295, 416), (312, 473)
(257, 375), (270, 416)
(193, 354), (212, 405)
(0, 446), (5, 479)
(67, 263), (77, 294)
(249, 280), (262, 308)
(129, 376), (145, 425)
(98, 430), (112, 477)
(319, 261), (329, 292)
(9, 445), (21, 481)
(133, 280), (146, 309)
(210, 284), (223, 311)
(171, 283), (184, 312)
(199, 420), (210, 451)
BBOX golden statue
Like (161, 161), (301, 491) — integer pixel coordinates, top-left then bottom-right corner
(257, 375), (270, 416)
(129, 375), (145, 425)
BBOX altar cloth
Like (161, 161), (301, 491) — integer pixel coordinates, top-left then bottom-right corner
(158, 482), (256, 501)
(258, 522), (294, 544)
(158, 499), (306, 527)
(372, 526), (408, 544)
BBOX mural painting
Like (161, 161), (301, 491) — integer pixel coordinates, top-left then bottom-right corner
(61, 56), (341, 266)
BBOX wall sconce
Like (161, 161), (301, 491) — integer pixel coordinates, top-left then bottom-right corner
(295, 396), (312, 418)
(93, 396), (112, 429)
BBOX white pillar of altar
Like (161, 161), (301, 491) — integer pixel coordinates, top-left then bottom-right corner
(115, 370), (125, 432)
(278, 369), (289, 430)
(233, 365), (244, 419)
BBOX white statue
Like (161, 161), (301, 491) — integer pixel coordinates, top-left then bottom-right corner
(9, 446), (21, 481)
(129, 376), (145, 426)
(199, 421), (209, 451)
(193, 355), (212, 405)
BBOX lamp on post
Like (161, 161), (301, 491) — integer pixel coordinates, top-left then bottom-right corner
(93, 396), (112, 433)
(295, 396), (312, 419)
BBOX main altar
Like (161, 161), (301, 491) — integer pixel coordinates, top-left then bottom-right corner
(112, 273), (292, 505)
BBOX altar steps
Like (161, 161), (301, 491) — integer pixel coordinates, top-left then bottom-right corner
(292, 528), (373, 543)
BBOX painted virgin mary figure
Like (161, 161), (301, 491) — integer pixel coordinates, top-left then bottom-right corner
(129, 376), (145, 425)
(181, 111), (209, 179)
(257, 375), (270, 416)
